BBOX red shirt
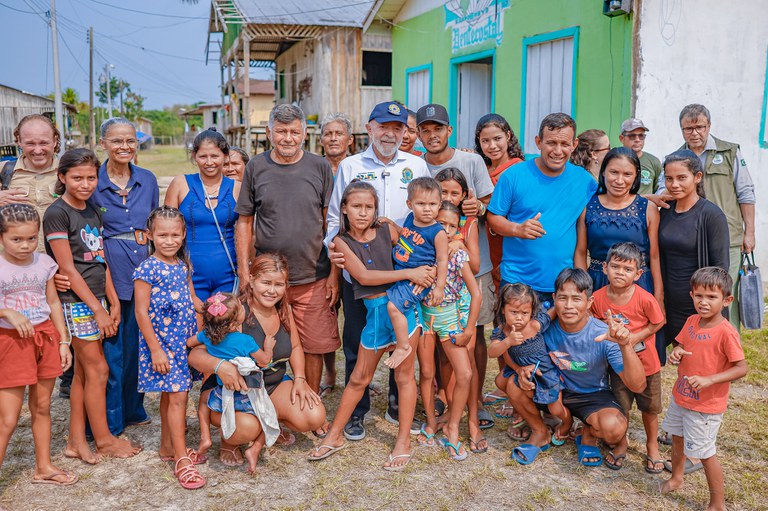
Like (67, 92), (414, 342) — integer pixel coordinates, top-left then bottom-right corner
(591, 284), (664, 376)
(673, 315), (744, 414)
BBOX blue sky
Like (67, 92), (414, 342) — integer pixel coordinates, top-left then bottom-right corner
(0, 0), (267, 109)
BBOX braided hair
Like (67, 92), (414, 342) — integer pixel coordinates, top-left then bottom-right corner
(145, 206), (192, 275)
(0, 204), (40, 233)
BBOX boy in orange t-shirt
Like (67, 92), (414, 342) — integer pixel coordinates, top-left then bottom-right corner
(660, 267), (747, 511)
(591, 242), (665, 472)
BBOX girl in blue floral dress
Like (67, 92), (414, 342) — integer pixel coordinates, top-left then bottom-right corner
(134, 206), (205, 490)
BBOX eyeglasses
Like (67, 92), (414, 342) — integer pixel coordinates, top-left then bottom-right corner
(623, 133), (646, 140)
(681, 125), (709, 135)
(595, 147), (611, 153)
(106, 138), (138, 147)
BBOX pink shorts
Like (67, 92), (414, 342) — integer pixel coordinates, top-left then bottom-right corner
(287, 277), (341, 355)
(0, 320), (63, 388)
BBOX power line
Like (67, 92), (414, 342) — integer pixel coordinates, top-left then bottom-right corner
(99, 34), (206, 62)
(0, 0), (42, 14)
(78, 0), (207, 20)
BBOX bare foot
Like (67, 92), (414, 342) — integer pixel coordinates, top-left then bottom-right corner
(197, 435), (212, 457)
(64, 443), (102, 465)
(384, 345), (412, 369)
(244, 439), (264, 474)
(96, 436), (142, 458)
(660, 478), (682, 494)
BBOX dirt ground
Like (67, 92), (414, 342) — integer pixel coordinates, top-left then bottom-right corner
(1, 339), (766, 511)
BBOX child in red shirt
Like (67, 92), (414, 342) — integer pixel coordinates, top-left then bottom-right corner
(661, 267), (747, 511)
(591, 242), (665, 472)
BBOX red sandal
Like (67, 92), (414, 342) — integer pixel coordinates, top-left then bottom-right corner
(160, 448), (208, 464)
(175, 457), (206, 490)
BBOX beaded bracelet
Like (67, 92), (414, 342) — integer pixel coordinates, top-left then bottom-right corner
(214, 359), (225, 375)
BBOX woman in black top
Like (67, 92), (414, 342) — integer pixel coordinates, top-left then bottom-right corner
(658, 150), (729, 364)
(188, 253), (325, 470)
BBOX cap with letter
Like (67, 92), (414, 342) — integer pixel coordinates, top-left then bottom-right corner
(620, 118), (649, 134)
(369, 101), (408, 124)
(416, 104), (450, 126)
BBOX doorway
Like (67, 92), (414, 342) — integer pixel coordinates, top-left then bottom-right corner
(455, 56), (493, 149)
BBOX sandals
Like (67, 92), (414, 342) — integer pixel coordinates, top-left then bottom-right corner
(469, 437), (488, 454)
(160, 448), (208, 464)
(506, 425), (531, 442)
(551, 429), (569, 447)
(175, 457), (206, 490)
(417, 424), (438, 448)
(605, 450), (626, 471)
(307, 443), (346, 461)
(319, 384), (335, 399)
(575, 435), (603, 467)
(219, 447), (244, 466)
(495, 404), (516, 419)
(31, 470), (78, 486)
(482, 391), (507, 405)
(477, 408), (495, 430)
(275, 427), (296, 446)
(511, 442), (550, 465)
(383, 453), (412, 472)
(645, 455), (665, 474)
(441, 437), (468, 461)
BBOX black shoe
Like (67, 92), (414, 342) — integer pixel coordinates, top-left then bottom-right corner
(385, 407), (420, 435)
(344, 416), (366, 441)
(58, 385), (70, 399)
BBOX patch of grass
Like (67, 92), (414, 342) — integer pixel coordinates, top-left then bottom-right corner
(530, 487), (556, 505)
(741, 327), (768, 386)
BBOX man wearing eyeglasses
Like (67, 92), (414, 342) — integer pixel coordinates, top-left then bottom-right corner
(677, 103), (756, 329)
(619, 118), (663, 196)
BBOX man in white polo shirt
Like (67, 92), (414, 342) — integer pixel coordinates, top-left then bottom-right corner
(325, 101), (431, 441)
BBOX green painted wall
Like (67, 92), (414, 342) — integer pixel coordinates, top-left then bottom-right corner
(391, 1), (634, 149)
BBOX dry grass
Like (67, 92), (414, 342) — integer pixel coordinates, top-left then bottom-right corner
(1, 325), (766, 510)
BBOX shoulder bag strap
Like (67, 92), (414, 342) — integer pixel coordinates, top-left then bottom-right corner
(205, 190), (237, 277)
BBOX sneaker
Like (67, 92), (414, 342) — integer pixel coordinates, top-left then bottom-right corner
(344, 416), (366, 441)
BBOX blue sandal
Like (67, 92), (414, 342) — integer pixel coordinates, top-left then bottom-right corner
(575, 435), (603, 467)
(441, 437), (468, 461)
(417, 424), (437, 448)
(511, 443), (550, 465)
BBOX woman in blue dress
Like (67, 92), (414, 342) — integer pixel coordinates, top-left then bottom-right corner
(165, 128), (240, 302)
(575, 147), (662, 302)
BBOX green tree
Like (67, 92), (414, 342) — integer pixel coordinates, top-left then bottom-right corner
(124, 91), (145, 121)
(97, 77), (129, 107)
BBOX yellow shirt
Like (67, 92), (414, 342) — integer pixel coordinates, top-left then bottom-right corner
(10, 155), (59, 252)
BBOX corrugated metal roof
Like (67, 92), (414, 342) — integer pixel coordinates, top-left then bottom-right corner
(233, 0), (377, 27)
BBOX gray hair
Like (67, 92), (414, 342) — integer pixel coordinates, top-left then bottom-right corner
(320, 112), (352, 137)
(268, 104), (306, 131)
(679, 104), (711, 125)
(229, 146), (250, 164)
(100, 117), (136, 139)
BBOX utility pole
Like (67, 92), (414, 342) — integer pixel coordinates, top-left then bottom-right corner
(49, 0), (65, 155)
(105, 64), (114, 118)
(119, 80), (124, 116)
(88, 27), (95, 149)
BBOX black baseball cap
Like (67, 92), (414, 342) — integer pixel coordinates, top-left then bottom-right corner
(416, 104), (450, 126)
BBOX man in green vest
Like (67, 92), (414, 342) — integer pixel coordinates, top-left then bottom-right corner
(678, 104), (756, 329)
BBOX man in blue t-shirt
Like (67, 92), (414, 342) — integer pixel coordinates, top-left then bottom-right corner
(506, 269), (646, 466)
(487, 113), (597, 302)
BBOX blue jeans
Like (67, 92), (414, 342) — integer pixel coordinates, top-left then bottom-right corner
(103, 297), (148, 434)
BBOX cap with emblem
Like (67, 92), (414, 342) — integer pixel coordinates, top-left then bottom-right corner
(620, 118), (649, 134)
(416, 104), (450, 126)
(369, 101), (408, 124)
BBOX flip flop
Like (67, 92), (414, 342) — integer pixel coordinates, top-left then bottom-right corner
(417, 424), (438, 448)
(644, 455), (665, 474)
(662, 458), (704, 474)
(219, 447), (244, 466)
(511, 443), (550, 465)
(477, 408), (495, 430)
(658, 432), (672, 446)
(383, 453), (412, 472)
(482, 391), (506, 405)
(605, 451), (626, 471)
(275, 428), (296, 446)
(495, 404), (516, 419)
(507, 425), (531, 442)
(31, 470), (78, 486)
(469, 437), (488, 454)
(551, 430), (569, 447)
(575, 435), (603, 467)
(312, 421), (330, 440)
(440, 437), (468, 461)
(319, 384), (335, 399)
(307, 443), (346, 461)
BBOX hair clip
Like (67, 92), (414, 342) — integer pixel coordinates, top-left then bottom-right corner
(207, 293), (228, 317)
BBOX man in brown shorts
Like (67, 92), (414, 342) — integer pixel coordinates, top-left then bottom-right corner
(236, 104), (341, 409)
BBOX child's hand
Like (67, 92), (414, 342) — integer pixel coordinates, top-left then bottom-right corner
(59, 342), (72, 371)
(505, 326), (525, 346)
(384, 344), (412, 369)
(264, 334), (276, 355)
(668, 346), (692, 365)
(684, 375), (713, 390)
(53, 272), (71, 292)
(4, 310), (34, 338)
(447, 239), (467, 257)
(427, 288), (444, 307)
(408, 265), (436, 289)
(516, 365), (536, 391)
(452, 329), (470, 346)
(95, 309), (117, 338)
(151, 347), (170, 374)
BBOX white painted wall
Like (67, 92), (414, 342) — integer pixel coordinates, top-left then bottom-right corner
(635, 0), (768, 274)
(394, 0), (444, 23)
